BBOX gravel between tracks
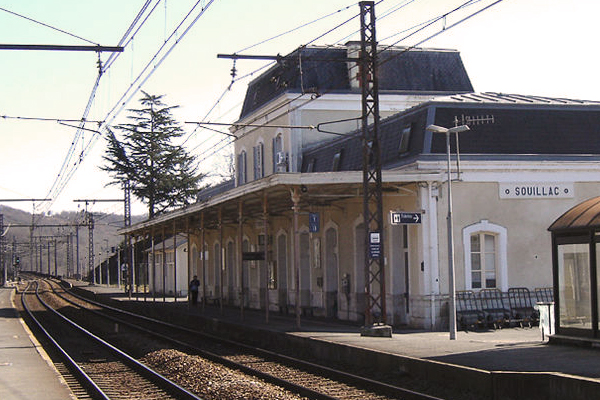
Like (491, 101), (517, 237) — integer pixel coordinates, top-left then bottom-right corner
(142, 348), (309, 400)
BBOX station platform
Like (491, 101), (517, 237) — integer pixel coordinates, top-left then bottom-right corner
(0, 286), (74, 400)
(7, 277), (600, 399)
(73, 282), (600, 377)
(73, 281), (600, 399)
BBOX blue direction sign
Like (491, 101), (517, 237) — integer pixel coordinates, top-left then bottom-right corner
(390, 211), (422, 225)
(309, 212), (320, 233)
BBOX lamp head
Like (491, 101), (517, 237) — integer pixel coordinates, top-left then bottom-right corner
(426, 124), (471, 134)
(426, 124), (448, 134)
(448, 125), (470, 134)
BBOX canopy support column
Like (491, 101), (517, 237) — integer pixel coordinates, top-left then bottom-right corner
(263, 192), (270, 323)
(292, 187), (301, 329)
(238, 200), (245, 321)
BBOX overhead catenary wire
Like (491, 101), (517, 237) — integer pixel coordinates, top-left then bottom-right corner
(191, 0), (505, 169)
(0, 115), (103, 124)
(186, 0), (398, 168)
(40, 0), (217, 214)
(102, 0), (161, 73)
(29, 0), (487, 187)
(99, 0), (216, 133)
(0, 6), (98, 45)
(378, 0), (505, 67)
(178, 0), (501, 172)
(234, 2), (360, 54)
(180, 1), (368, 152)
(40, 0), (161, 214)
(379, 0), (479, 51)
(33, 0), (501, 214)
(190, 0), (417, 149)
(16, 0), (363, 199)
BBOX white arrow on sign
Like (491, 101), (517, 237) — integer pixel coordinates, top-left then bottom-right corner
(390, 211), (422, 225)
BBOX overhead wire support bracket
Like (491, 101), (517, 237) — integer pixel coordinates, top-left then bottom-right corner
(185, 121), (316, 131)
(0, 44), (124, 52)
(0, 198), (52, 202)
(316, 116), (363, 136)
(217, 53), (361, 63)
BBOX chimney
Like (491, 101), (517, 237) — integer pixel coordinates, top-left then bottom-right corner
(346, 41), (362, 90)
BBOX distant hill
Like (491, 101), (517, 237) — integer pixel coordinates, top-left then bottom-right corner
(0, 205), (145, 278)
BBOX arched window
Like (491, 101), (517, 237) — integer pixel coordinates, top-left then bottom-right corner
(462, 220), (508, 291)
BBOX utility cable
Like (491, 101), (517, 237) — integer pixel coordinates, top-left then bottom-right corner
(379, 0), (478, 51)
(0, 6), (98, 45)
(46, 0), (499, 211)
(235, 2), (360, 54)
(193, 0), (504, 167)
(0, 115), (102, 123)
(41, 0), (217, 213)
(378, 0), (504, 68)
(102, 0), (161, 73)
(68, 0), (215, 181)
(329, 0), (418, 45)
(186, 2), (375, 168)
(42, 0), (160, 212)
(181, 1), (365, 150)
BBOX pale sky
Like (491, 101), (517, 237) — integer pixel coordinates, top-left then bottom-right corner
(1, 0), (599, 217)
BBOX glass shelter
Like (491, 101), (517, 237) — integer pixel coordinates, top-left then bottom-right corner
(548, 196), (600, 339)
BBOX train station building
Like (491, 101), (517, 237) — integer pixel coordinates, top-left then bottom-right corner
(123, 43), (600, 332)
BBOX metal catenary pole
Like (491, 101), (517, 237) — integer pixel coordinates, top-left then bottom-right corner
(359, 1), (386, 326)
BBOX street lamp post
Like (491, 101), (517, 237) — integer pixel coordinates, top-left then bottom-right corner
(426, 124), (470, 340)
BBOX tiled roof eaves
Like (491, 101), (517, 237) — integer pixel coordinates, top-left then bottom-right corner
(416, 153), (600, 162)
(427, 92), (600, 108)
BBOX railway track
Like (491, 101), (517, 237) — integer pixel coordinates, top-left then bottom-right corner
(20, 279), (201, 400)
(43, 278), (445, 400)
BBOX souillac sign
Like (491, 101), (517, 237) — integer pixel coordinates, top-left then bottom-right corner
(499, 183), (574, 199)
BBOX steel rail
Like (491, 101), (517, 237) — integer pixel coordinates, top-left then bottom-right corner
(57, 278), (444, 400)
(21, 281), (110, 400)
(52, 280), (339, 400)
(26, 279), (203, 400)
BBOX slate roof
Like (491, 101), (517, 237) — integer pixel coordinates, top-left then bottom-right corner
(301, 92), (600, 173)
(239, 45), (473, 119)
(196, 179), (235, 203)
(144, 234), (188, 252)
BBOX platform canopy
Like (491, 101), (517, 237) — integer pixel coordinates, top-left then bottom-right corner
(548, 195), (600, 342)
(548, 196), (600, 232)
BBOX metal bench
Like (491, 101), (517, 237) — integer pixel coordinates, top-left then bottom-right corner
(478, 288), (510, 329)
(534, 287), (554, 303)
(456, 290), (484, 330)
(508, 287), (539, 327)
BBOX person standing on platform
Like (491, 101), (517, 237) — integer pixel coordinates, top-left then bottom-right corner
(189, 275), (200, 305)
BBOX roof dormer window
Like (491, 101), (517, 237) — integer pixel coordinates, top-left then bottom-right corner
(332, 150), (343, 171)
(398, 123), (413, 154)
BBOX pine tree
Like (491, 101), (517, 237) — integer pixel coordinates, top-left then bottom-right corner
(101, 91), (204, 218)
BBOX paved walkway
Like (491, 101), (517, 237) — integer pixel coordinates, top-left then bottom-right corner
(0, 286), (74, 400)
